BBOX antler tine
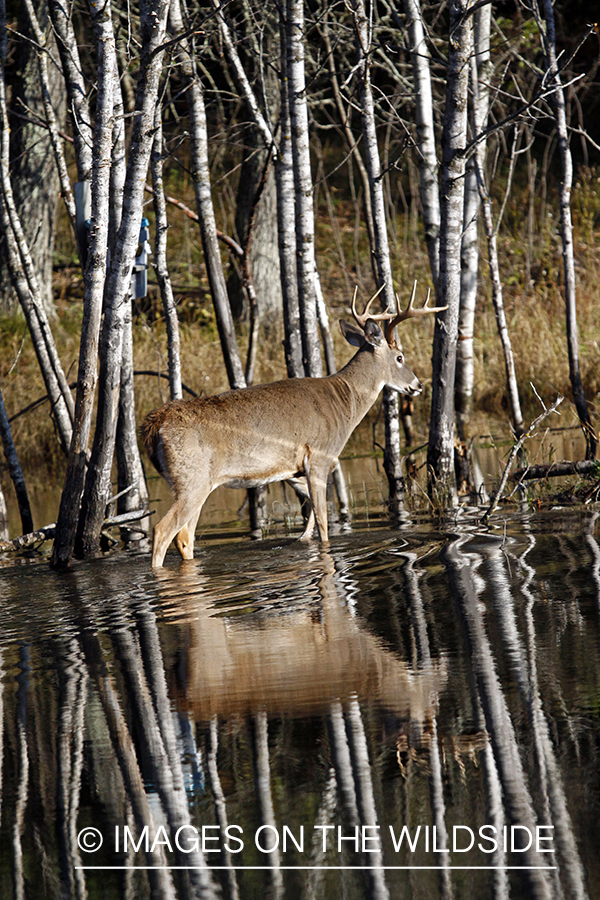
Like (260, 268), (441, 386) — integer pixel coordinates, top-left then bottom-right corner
(385, 280), (447, 344)
(351, 283), (395, 329)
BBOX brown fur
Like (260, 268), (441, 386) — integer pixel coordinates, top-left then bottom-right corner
(143, 302), (437, 566)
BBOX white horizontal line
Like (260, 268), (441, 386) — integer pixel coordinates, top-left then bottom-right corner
(76, 865), (558, 871)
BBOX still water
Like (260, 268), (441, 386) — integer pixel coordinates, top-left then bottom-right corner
(0, 508), (599, 900)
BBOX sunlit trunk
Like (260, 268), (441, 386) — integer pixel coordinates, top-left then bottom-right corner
(403, 0), (440, 287)
(537, 0), (596, 459)
(151, 113), (183, 400)
(427, 0), (473, 503)
(50, 1), (115, 567)
(286, 0), (322, 378)
(351, 0), (404, 514)
(77, 0), (170, 557)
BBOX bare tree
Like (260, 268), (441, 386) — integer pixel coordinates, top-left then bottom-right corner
(50, 0), (116, 569)
(427, 0), (474, 502)
(77, 0), (171, 557)
(535, 0), (596, 459)
(286, 0), (323, 377)
(455, 4), (492, 444)
(351, 0), (405, 510)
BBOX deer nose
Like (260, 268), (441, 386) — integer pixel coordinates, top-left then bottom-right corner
(410, 380), (423, 396)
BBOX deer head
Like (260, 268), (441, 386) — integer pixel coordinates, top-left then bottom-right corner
(339, 281), (445, 396)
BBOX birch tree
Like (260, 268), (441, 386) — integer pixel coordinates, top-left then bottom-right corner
(77, 0), (171, 557)
(402, 0), (440, 288)
(50, 0), (116, 569)
(151, 112), (183, 400)
(534, 0), (596, 459)
(455, 5), (492, 444)
(286, 0), (322, 378)
(351, 0), (404, 509)
(170, 0), (246, 392)
(0, 0), (74, 455)
(427, 0), (474, 502)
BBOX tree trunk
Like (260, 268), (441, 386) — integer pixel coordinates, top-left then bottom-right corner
(455, 6), (492, 443)
(536, 0), (596, 459)
(0, 385), (33, 535)
(277, 11), (304, 379)
(151, 114), (182, 400)
(286, 0), (322, 378)
(0, 0), (61, 316)
(51, 0), (116, 569)
(427, 0), (473, 504)
(475, 158), (524, 440)
(402, 0), (440, 288)
(171, 0), (267, 532)
(0, 4), (74, 455)
(77, 0), (171, 557)
(320, 18), (377, 282)
(170, 0), (246, 391)
(351, 0), (404, 513)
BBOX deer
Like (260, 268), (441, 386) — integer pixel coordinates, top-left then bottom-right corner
(142, 283), (444, 567)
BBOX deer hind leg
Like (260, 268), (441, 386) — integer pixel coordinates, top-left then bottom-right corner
(302, 453), (330, 543)
(152, 488), (209, 568)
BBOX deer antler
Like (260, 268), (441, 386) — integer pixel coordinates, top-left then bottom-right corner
(351, 284), (396, 330)
(385, 281), (447, 345)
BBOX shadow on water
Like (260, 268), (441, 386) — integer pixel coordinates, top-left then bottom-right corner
(0, 512), (599, 899)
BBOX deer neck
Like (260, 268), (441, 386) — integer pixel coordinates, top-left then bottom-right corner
(329, 347), (386, 424)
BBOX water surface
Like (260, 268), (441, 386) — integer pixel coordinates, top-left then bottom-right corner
(0, 510), (599, 899)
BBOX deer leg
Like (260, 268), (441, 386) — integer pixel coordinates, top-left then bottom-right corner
(299, 509), (316, 541)
(152, 489), (209, 568)
(175, 507), (202, 560)
(302, 454), (329, 543)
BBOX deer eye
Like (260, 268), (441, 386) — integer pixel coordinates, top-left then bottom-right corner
(396, 354), (404, 364)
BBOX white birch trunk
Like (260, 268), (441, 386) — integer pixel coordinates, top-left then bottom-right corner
(170, 0), (246, 391)
(427, 0), (473, 503)
(78, 0), (171, 556)
(286, 0), (322, 377)
(151, 114), (182, 400)
(51, 0), (115, 568)
(277, 14), (304, 378)
(22, 0), (76, 233)
(475, 160), (524, 440)
(351, 0), (404, 509)
(403, 0), (440, 287)
(0, 0), (74, 454)
(537, 0), (596, 458)
(48, 0), (93, 183)
(455, 6), (492, 443)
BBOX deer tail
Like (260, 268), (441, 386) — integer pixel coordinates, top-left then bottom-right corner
(141, 407), (168, 475)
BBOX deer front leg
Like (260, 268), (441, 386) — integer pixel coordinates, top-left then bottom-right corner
(303, 453), (330, 543)
(152, 489), (209, 568)
(175, 507), (202, 560)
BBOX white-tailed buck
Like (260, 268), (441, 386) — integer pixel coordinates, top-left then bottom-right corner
(143, 284), (443, 567)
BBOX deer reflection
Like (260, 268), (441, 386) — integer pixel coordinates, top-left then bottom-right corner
(156, 552), (445, 721)
(156, 550), (446, 900)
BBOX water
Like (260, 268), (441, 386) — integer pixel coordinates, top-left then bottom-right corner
(0, 508), (599, 899)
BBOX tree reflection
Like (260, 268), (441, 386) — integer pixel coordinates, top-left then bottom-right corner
(0, 519), (598, 898)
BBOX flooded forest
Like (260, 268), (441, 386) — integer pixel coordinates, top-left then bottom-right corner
(0, 0), (600, 897)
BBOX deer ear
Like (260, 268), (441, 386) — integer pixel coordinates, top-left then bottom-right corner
(340, 319), (365, 347)
(363, 319), (385, 347)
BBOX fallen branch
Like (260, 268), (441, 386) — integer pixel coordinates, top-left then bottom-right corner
(482, 394), (564, 523)
(0, 509), (153, 553)
(512, 459), (600, 482)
